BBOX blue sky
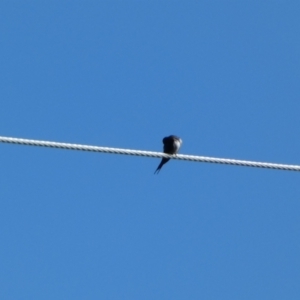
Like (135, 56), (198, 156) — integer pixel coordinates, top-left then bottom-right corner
(1, 1), (300, 299)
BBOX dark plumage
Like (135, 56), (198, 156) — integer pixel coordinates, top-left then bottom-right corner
(154, 135), (182, 174)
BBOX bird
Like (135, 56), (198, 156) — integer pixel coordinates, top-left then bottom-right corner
(154, 135), (182, 174)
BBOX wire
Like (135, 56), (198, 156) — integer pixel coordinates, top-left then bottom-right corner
(0, 135), (299, 172)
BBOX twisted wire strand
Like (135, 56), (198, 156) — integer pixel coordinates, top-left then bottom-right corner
(0, 135), (299, 172)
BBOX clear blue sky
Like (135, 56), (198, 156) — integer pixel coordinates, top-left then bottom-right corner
(1, 2), (300, 299)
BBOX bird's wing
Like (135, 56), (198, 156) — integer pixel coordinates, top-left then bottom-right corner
(162, 136), (175, 154)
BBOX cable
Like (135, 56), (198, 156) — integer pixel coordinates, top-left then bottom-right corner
(0, 135), (299, 172)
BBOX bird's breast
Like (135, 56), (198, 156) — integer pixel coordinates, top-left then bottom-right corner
(174, 140), (182, 152)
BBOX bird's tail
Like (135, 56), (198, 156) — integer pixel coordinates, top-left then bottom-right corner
(154, 158), (170, 174)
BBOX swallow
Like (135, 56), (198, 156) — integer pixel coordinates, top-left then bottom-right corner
(154, 135), (182, 174)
